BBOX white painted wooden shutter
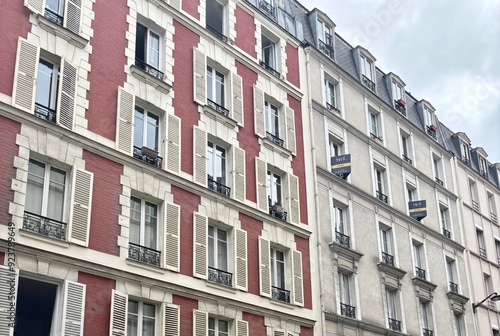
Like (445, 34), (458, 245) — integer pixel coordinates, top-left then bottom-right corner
(193, 48), (206, 105)
(65, 0), (82, 35)
(69, 169), (93, 246)
(162, 303), (180, 336)
(12, 38), (39, 113)
(288, 174), (300, 225)
(193, 212), (208, 279)
(166, 114), (181, 174)
(109, 290), (128, 336)
(231, 72), (243, 125)
(292, 249), (304, 306)
(116, 87), (135, 155)
(253, 86), (265, 137)
(274, 330), (285, 336)
(24, 0), (44, 14)
(164, 202), (180, 271)
(255, 158), (268, 212)
(234, 228), (247, 291)
(0, 266), (18, 336)
(285, 107), (296, 154)
(61, 280), (85, 336)
(258, 236), (271, 297)
(232, 147), (246, 202)
(193, 126), (207, 186)
(193, 310), (208, 336)
(57, 59), (77, 130)
(236, 320), (248, 336)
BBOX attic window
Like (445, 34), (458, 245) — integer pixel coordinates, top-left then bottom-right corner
(317, 19), (333, 59)
(479, 157), (488, 178)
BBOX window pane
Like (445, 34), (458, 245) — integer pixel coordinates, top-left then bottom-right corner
(144, 202), (157, 249)
(208, 225), (215, 268)
(35, 60), (55, 108)
(46, 167), (65, 221)
(46, 0), (63, 14)
(207, 141), (214, 181)
(148, 31), (160, 68)
(207, 67), (213, 100)
(135, 23), (147, 62)
(217, 229), (227, 271)
(134, 107), (145, 148)
(206, 0), (224, 33)
(127, 300), (139, 336)
(215, 70), (224, 106)
(146, 112), (159, 151)
(215, 145), (226, 184)
(129, 198), (141, 245)
(219, 320), (229, 332)
(26, 160), (45, 215)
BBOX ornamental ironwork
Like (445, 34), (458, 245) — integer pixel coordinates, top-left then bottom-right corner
(44, 8), (63, 26)
(128, 243), (161, 267)
(442, 228), (451, 239)
(335, 231), (350, 248)
(208, 267), (233, 287)
(208, 179), (231, 197)
(269, 206), (287, 221)
(340, 303), (356, 318)
(133, 146), (163, 168)
(449, 281), (459, 294)
(135, 58), (165, 81)
(265, 131), (284, 147)
(415, 266), (426, 280)
(207, 99), (229, 117)
(362, 75), (375, 92)
(23, 211), (67, 240)
(381, 251), (394, 266)
(318, 40), (333, 59)
(272, 286), (290, 303)
(34, 103), (57, 124)
(206, 25), (228, 43)
(388, 318), (401, 332)
(259, 61), (281, 79)
(376, 191), (388, 203)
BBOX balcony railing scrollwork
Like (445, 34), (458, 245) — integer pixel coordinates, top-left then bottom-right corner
(362, 75), (376, 92)
(135, 58), (165, 81)
(133, 146), (163, 168)
(435, 177), (444, 186)
(206, 25), (228, 43)
(394, 101), (406, 116)
(318, 40), (334, 59)
(423, 328), (434, 336)
(381, 251), (394, 266)
(266, 131), (284, 147)
(335, 231), (350, 248)
(208, 267), (233, 287)
(449, 281), (459, 294)
(207, 179), (231, 197)
(388, 318), (401, 332)
(269, 205), (287, 222)
(426, 126), (437, 140)
(271, 286), (290, 303)
(472, 200), (480, 212)
(376, 191), (388, 203)
(479, 247), (487, 258)
(44, 7), (63, 26)
(402, 154), (412, 165)
(128, 243), (161, 267)
(207, 99), (230, 117)
(260, 61), (281, 78)
(34, 103), (57, 124)
(23, 211), (67, 240)
(340, 303), (356, 319)
(415, 266), (426, 280)
(442, 228), (451, 239)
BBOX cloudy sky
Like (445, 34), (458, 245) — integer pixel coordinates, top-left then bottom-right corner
(300, 0), (500, 163)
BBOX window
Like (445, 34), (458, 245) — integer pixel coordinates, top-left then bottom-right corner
(209, 317), (229, 336)
(433, 156), (443, 186)
(454, 314), (465, 336)
(206, 0), (227, 41)
(380, 226), (394, 266)
(479, 157), (488, 178)
(324, 78), (337, 110)
(477, 229), (487, 258)
(271, 247), (288, 302)
(407, 185), (416, 202)
(488, 193), (497, 223)
(135, 22), (164, 80)
(421, 301), (433, 334)
(413, 242), (426, 279)
(206, 65), (226, 110)
(400, 132), (412, 165)
(469, 181), (479, 211)
(133, 106), (161, 167)
(460, 142), (470, 164)
(265, 101), (282, 144)
(330, 141), (340, 158)
(129, 197), (160, 267)
(128, 300), (156, 336)
(267, 170), (282, 207)
(392, 81), (403, 101)
(261, 34), (279, 75)
(339, 272), (356, 318)
(440, 207), (451, 238)
(207, 141), (229, 196)
(496, 239), (500, 266)
(45, 0), (65, 24)
(447, 259), (458, 293)
(484, 274), (493, 298)
(333, 204), (349, 248)
(423, 107), (434, 127)
(360, 55), (373, 81)
(208, 225), (231, 286)
(35, 58), (60, 123)
(386, 290), (401, 331)
(375, 168), (388, 203)
(317, 19), (333, 58)
(369, 112), (380, 139)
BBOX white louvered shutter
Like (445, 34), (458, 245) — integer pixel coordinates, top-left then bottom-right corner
(65, 0), (82, 35)
(166, 114), (181, 174)
(258, 236), (271, 297)
(236, 320), (248, 336)
(288, 174), (300, 225)
(193, 212), (208, 279)
(274, 330), (285, 336)
(231, 72), (243, 125)
(292, 249), (304, 306)
(164, 202), (180, 271)
(232, 147), (246, 202)
(162, 303), (180, 336)
(12, 38), (39, 113)
(24, 0), (44, 13)
(253, 86), (265, 137)
(193, 48), (206, 105)
(57, 59), (77, 130)
(116, 87), (135, 155)
(234, 228), (247, 291)
(193, 126), (207, 186)
(255, 158), (268, 212)
(109, 290), (128, 336)
(61, 280), (85, 336)
(69, 169), (93, 246)
(285, 107), (296, 154)
(0, 266), (18, 336)
(193, 310), (208, 336)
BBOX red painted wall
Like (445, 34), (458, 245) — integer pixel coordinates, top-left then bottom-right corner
(172, 20), (200, 176)
(243, 312), (266, 335)
(235, 6), (257, 58)
(86, 0), (128, 141)
(286, 43), (300, 88)
(172, 294), (198, 336)
(82, 150), (122, 256)
(295, 235), (312, 309)
(182, 0), (200, 20)
(0, 252), (5, 265)
(239, 213), (262, 295)
(301, 326), (314, 336)
(0, 1), (30, 96)
(0, 117), (20, 225)
(78, 272), (115, 336)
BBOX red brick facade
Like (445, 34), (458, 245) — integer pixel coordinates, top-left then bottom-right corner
(0, 117), (20, 225)
(235, 6), (257, 58)
(286, 43), (301, 88)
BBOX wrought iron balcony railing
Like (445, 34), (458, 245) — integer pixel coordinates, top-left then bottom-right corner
(415, 266), (426, 280)
(472, 200), (480, 212)
(44, 7), (63, 26)
(388, 318), (401, 332)
(491, 212), (498, 224)
(394, 101), (406, 116)
(442, 228), (451, 239)
(376, 191), (388, 203)
(423, 328), (434, 336)
(34, 103), (57, 124)
(449, 281), (458, 294)
(461, 156), (470, 165)
(23, 211), (67, 240)
(402, 154), (412, 165)
(258, 0), (276, 18)
(335, 231), (350, 248)
(381, 252), (394, 266)
(207, 179), (231, 197)
(206, 25), (228, 43)
(480, 169), (488, 179)
(207, 99), (230, 117)
(135, 58), (165, 81)
(426, 126), (437, 140)
(362, 75), (376, 92)
(318, 39), (334, 59)
(208, 267), (233, 287)
(128, 243), (161, 267)
(272, 286), (290, 303)
(435, 177), (444, 186)
(479, 247), (487, 259)
(269, 205), (287, 221)
(259, 61), (281, 78)
(370, 133), (383, 142)
(133, 146), (163, 168)
(340, 303), (356, 318)
(266, 131), (284, 147)
(326, 102), (340, 113)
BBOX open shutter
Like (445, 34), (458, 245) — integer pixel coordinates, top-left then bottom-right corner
(292, 249), (304, 306)
(258, 236), (271, 297)
(232, 147), (246, 202)
(193, 48), (206, 105)
(116, 87), (135, 155)
(69, 169), (93, 246)
(61, 280), (85, 336)
(24, 0), (44, 13)
(234, 228), (247, 291)
(255, 158), (268, 212)
(236, 320), (248, 336)
(110, 290), (128, 336)
(193, 212), (208, 279)
(164, 202), (180, 271)
(231, 72), (243, 125)
(253, 86), (265, 137)
(193, 310), (208, 336)
(162, 303), (180, 336)
(274, 330), (285, 336)
(288, 174), (300, 225)
(65, 0), (82, 35)
(57, 59), (77, 130)
(285, 107), (296, 154)
(193, 126), (207, 186)
(12, 38), (39, 113)
(166, 114), (181, 174)
(0, 266), (18, 336)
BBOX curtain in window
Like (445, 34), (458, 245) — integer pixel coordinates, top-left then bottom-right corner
(26, 160), (45, 215)
(47, 167), (65, 221)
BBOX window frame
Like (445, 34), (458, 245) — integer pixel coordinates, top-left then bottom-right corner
(270, 247), (286, 290)
(261, 33), (278, 70)
(360, 55), (373, 81)
(127, 299), (157, 336)
(375, 168), (385, 195)
(208, 316), (230, 336)
(391, 81), (403, 101)
(205, 0), (226, 37)
(369, 111), (379, 137)
(265, 100), (280, 139)
(423, 107), (434, 127)
(324, 78), (337, 109)
(338, 272), (353, 306)
(267, 169), (283, 207)
(386, 289), (399, 320)
(206, 140), (227, 187)
(35, 57), (60, 112)
(45, 0), (65, 16)
(135, 21), (163, 72)
(476, 228), (486, 258)
(134, 105), (160, 153)
(206, 65), (226, 108)
(208, 225), (229, 272)
(129, 196), (159, 250)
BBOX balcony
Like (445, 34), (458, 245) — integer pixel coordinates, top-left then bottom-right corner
(266, 131), (284, 147)
(435, 177), (444, 186)
(423, 328), (434, 336)
(426, 125), (437, 140)
(23, 211), (67, 240)
(442, 228), (451, 239)
(258, 0), (276, 18)
(269, 205), (287, 222)
(259, 61), (280, 79)
(133, 146), (163, 168)
(376, 191), (388, 204)
(491, 212), (497, 224)
(415, 266), (426, 280)
(326, 102), (340, 113)
(402, 154), (412, 165)
(381, 252), (394, 266)
(362, 75), (376, 92)
(318, 39), (334, 59)
(272, 286), (290, 303)
(388, 318), (401, 332)
(479, 247), (487, 259)
(34, 103), (57, 124)
(461, 156), (470, 165)
(472, 200), (480, 212)
(340, 303), (356, 319)
(394, 100), (406, 116)
(135, 58), (165, 81)
(128, 243), (161, 267)
(207, 179), (231, 197)
(370, 133), (383, 142)
(335, 231), (350, 248)
(208, 267), (233, 287)
(449, 281), (458, 294)
(44, 7), (63, 26)
(207, 99), (229, 117)
(480, 169), (488, 179)
(206, 25), (228, 43)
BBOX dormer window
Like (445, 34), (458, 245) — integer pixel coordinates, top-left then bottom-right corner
(461, 143), (470, 164)
(391, 81), (406, 116)
(479, 157), (488, 178)
(317, 19), (333, 59)
(360, 55), (375, 92)
(423, 106), (437, 140)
